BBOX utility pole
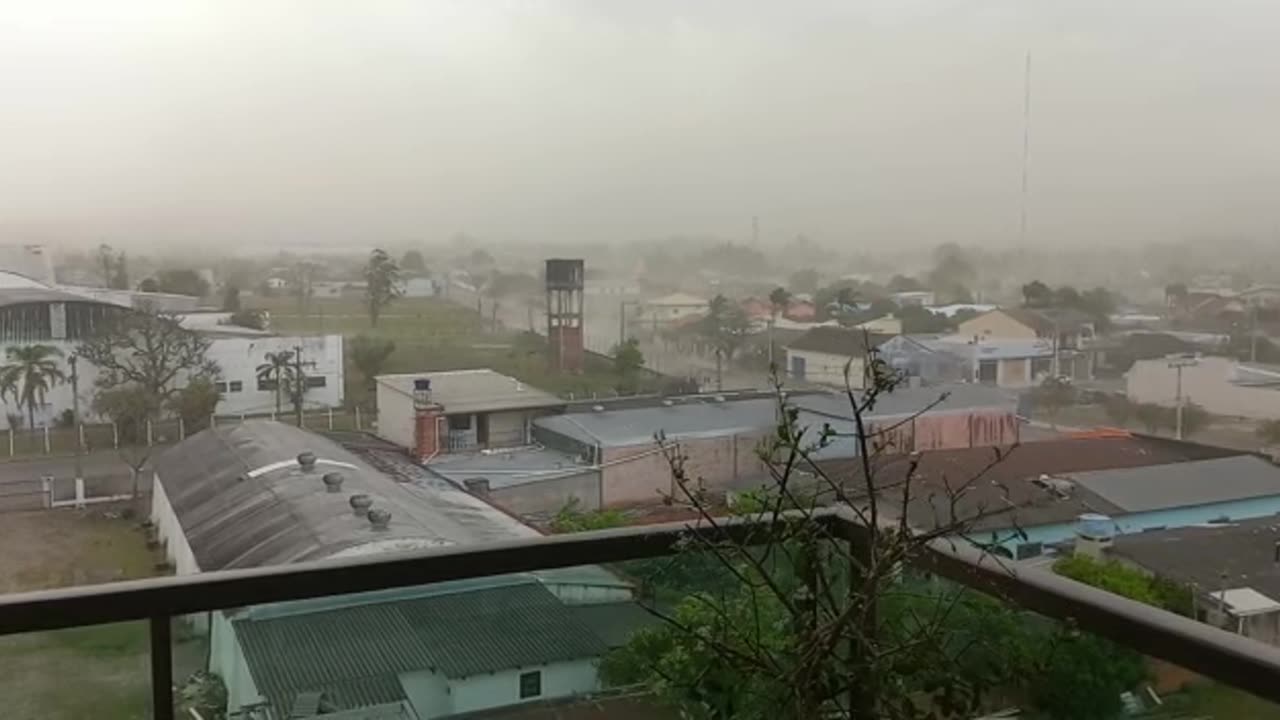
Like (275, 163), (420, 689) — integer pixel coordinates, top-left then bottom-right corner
(292, 345), (317, 428)
(69, 355), (82, 487)
(1168, 354), (1199, 440)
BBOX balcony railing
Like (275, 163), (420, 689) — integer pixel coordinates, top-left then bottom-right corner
(5, 505), (1280, 719)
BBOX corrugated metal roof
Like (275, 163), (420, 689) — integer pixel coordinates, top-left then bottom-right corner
(1069, 455), (1280, 512)
(784, 327), (896, 356)
(235, 581), (608, 716)
(375, 369), (564, 415)
(154, 421), (543, 570)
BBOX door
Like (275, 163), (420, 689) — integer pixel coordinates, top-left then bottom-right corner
(476, 413), (490, 447)
(791, 355), (806, 380)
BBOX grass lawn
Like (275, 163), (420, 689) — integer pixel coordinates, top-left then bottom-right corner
(0, 507), (166, 720)
(249, 296), (665, 407)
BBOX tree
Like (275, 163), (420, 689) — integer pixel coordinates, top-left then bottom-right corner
(363, 249), (403, 327)
(698, 295), (753, 390)
(611, 338), (645, 393)
(767, 286), (792, 321)
(1135, 402), (1165, 433)
(0, 345), (66, 430)
(401, 249), (427, 273)
(1179, 401), (1209, 438)
(227, 309), (266, 330)
(167, 377), (221, 434)
(1051, 285), (1081, 309)
(256, 351), (296, 415)
(138, 278), (159, 293)
(111, 251), (130, 290)
(156, 269), (211, 297)
(78, 308), (219, 416)
(887, 274), (925, 292)
(787, 268), (820, 294)
(222, 284), (242, 312)
(897, 305), (951, 334)
(97, 244), (116, 288)
(1032, 376), (1076, 427)
(351, 336), (397, 391)
(928, 244), (977, 303)
(1164, 282), (1188, 307)
(94, 384), (157, 445)
(1102, 395), (1133, 426)
(1021, 280), (1052, 308)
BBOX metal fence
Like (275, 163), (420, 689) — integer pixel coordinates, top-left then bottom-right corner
(4, 506), (1280, 719)
(0, 408), (379, 460)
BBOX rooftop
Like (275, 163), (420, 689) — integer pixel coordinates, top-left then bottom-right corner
(999, 307), (1095, 334)
(375, 369), (564, 415)
(1069, 455), (1280, 513)
(1111, 514), (1280, 602)
(535, 397), (779, 447)
(236, 579), (611, 716)
(425, 445), (591, 490)
(784, 326), (896, 357)
(817, 435), (1242, 532)
(154, 421), (544, 570)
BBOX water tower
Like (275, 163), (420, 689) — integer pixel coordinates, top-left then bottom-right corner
(545, 259), (585, 373)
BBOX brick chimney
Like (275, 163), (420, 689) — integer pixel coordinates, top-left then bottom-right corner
(412, 378), (444, 462)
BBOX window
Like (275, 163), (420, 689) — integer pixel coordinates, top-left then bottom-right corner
(214, 382), (228, 393)
(306, 376), (327, 388)
(229, 381), (243, 393)
(258, 378), (278, 391)
(448, 414), (472, 431)
(518, 671), (541, 699)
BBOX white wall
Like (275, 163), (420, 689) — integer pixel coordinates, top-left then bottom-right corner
(448, 660), (599, 715)
(151, 472), (200, 576)
(209, 335), (344, 416)
(399, 670), (453, 718)
(375, 381), (415, 450)
(210, 610), (263, 712)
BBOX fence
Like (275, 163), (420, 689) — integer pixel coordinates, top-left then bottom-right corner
(0, 407), (380, 460)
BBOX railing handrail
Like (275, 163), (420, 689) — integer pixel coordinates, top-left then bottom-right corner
(5, 505), (1280, 707)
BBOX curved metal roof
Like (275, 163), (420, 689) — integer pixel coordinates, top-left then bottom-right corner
(154, 420), (538, 571)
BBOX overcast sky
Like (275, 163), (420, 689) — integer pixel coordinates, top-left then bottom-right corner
(1, 1), (1277, 250)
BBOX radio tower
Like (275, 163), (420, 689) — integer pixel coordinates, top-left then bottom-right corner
(1020, 51), (1032, 244)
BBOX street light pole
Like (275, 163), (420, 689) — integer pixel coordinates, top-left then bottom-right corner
(1167, 354), (1199, 440)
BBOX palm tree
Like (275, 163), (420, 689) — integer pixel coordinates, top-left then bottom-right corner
(255, 351), (296, 415)
(767, 287), (792, 368)
(0, 345), (67, 431)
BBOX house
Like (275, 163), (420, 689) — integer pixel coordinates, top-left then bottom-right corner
(784, 327), (897, 387)
(640, 293), (708, 324)
(815, 433), (1280, 559)
(955, 307), (1097, 380)
(150, 421), (643, 718)
(1126, 355), (1280, 420)
(1239, 284), (1280, 309)
(785, 299), (817, 322)
(375, 369), (565, 456)
(1110, 516), (1280, 645)
(936, 337), (1056, 388)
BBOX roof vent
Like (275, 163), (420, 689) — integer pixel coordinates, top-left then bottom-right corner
(714, 395), (726, 403)
(349, 494), (373, 517)
(592, 404), (605, 412)
(662, 399), (674, 407)
(297, 451), (317, 472)
(368, 508), (392, 531)
(464, 478), (491, 496)
(322, 472), (344, 493)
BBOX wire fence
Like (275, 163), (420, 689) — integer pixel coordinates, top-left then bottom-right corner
(0, 407), (379, 460)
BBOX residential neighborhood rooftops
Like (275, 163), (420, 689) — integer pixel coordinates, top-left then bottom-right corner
(645, 292), (708, 307)
(375, 369), (564, 415)
(793, 383), (1018, 421)
(1000, 307), (1095, 335)
(535, 397), (779, 447)
(785, 326), (896, 356)
(1111, 515), (1280, 602)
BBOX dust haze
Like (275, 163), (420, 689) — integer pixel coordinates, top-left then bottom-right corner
(1, 0), (1278, 249)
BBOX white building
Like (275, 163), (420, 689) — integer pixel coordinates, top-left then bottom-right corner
(0, 270), (343, 428)
(150, 422), (643, 719)
(374, 369), (564, 457)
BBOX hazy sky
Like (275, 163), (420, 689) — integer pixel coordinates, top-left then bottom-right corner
(1, 1), (1278, 249)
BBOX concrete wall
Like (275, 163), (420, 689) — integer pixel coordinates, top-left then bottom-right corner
(958, 311), (1038, 341)
(600, 431), (771, 506)
(488, 470), (602, 514)
(151, 472), (200, 575)
(448, 660), (599, 715)
(375, 381), (416, 450)
(785, 348), (867, 388)
(1127, 355), (1280, 420)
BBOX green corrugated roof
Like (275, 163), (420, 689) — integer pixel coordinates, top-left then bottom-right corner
(235, 581), (608, 716)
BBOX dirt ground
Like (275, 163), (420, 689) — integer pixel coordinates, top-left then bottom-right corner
(0, 505), (203, 720)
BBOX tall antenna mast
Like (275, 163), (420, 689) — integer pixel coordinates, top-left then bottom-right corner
(1020, 51), (1032, 244)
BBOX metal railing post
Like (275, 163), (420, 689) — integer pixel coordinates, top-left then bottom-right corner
(78, 423), (85, 452)
(328, 408), (334, 430)
(146, 420), (153, 447)
(112, 422), (119, 449)
(149, 616), (174, 720)
(355, 406), (362, 430)
(178, 417), (185, 441)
